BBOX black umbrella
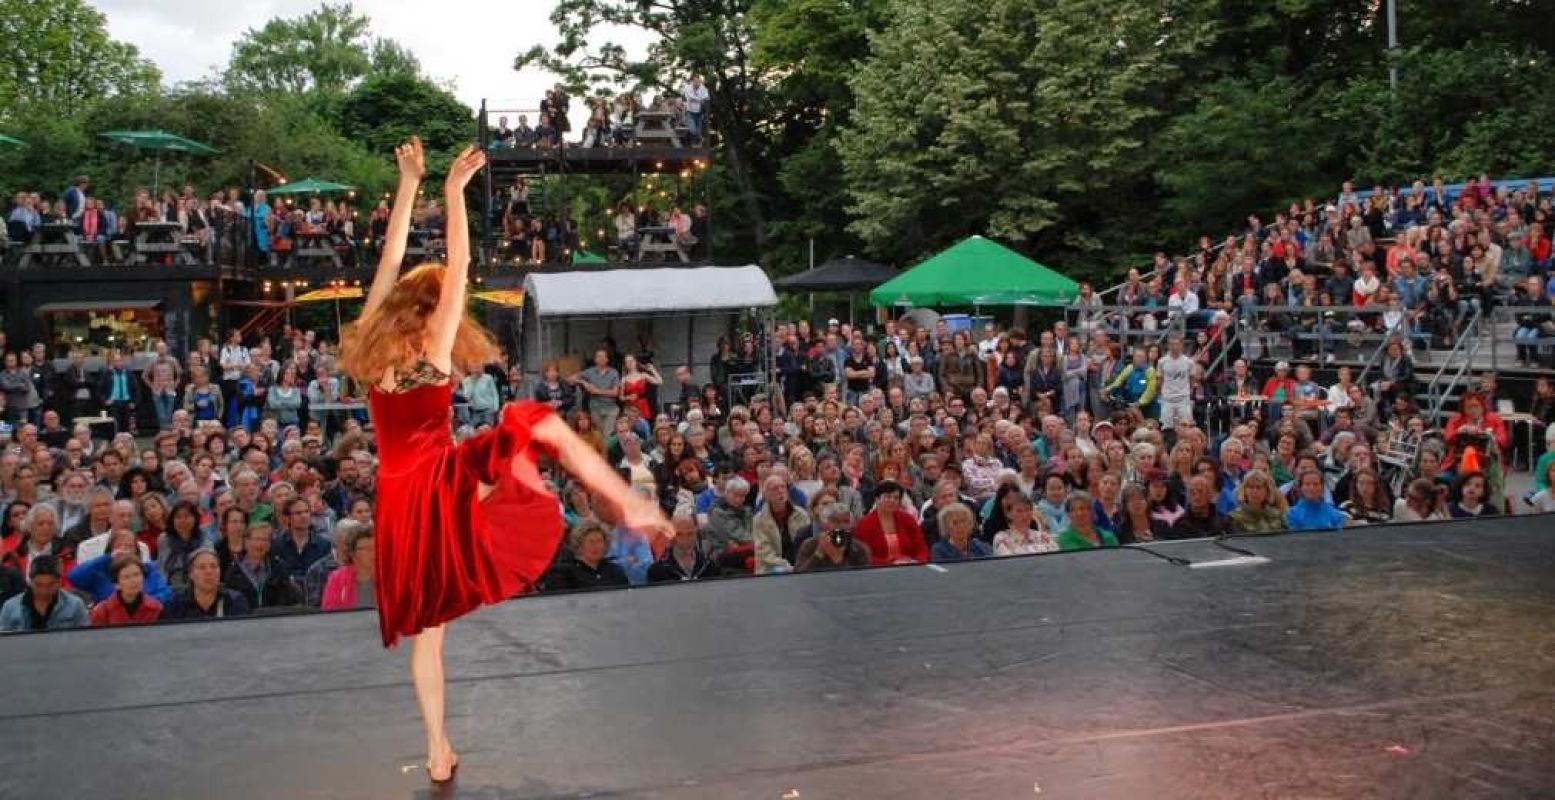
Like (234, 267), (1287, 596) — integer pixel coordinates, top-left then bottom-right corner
(773, 255), (896, 292)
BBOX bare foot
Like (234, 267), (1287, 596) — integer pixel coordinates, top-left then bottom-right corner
(427, 744), (459, 783)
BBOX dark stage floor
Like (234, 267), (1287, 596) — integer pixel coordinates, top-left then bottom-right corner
(2, 518), (1553, 799)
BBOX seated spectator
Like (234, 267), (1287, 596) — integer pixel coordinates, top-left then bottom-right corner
(161, 548), (251, 619)
(76, 499), (150, 563)
(1057, 492), (1120, 551)
(88, 554), (165, 627)
(752, 475), (811, 575)
(646, 512), (723, 583)
(1339, 469), (1393, 524)
(1227, 470), (1288, 534)
(272, 497), (332, 583)
(852, 480), (927, 566)
(1447, 471), (1498, 518)
(322, 520), (375, 611)
(1036, 472), (1072, 531)
(794, 503), (871, 571)
(1394, 478), (1448, 522)
(1286, 469), (1349, 531)
(223, 521), (303, 610)
(1169, 475), (1229, 538)
(67, 529), (173, 605)
(0, 555), (87, 632)
(930, 502), (994, 562)
(1114, 483), (1171, 543)
(2, 504), (73, 579)
(702, 477), (754, 571)
(545, 520), (630, 591)
(991, 492), (1059, 555)
(156, 500), (206, 592)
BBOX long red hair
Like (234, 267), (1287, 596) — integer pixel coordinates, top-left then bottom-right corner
(337, 263), (499, 385)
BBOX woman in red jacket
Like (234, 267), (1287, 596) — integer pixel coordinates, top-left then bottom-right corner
(89, 554), (164, 627)
(852, 481), (928, 566)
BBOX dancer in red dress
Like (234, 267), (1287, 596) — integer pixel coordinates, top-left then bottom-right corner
(339, 138), (672, 785)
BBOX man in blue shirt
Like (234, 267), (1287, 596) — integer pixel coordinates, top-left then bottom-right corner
(98, 351), (137, 434)
(271, 498), (333, 583)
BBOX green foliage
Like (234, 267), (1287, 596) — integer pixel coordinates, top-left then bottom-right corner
(336, 72), (472, 161)
(0, 0), (160, 119)
(838, 0), (1210, 281)
(226, 3), (374, 95)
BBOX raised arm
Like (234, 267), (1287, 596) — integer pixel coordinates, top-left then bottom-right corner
(363, 137), (426, 319)
(425, 146), (487, 370)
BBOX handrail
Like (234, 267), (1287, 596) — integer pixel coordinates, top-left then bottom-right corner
(1202, 322), (1240, 380)
(1355, 315), (1413, 388)
(1424, 308), (1482, 423)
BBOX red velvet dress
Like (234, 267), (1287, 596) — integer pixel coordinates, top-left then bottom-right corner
(368, 383), (563, 647)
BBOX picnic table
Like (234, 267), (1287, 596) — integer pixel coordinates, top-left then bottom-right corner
(18, 222), (90, 268)
(131, 221), (197, 266)
(285, 229), (343, 269)
(636, 224), (688, 263)
(632, 110), (681, 147)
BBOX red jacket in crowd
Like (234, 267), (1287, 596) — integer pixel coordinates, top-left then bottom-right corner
(89, 593), (164, 627)
(852, 508), (928, 567)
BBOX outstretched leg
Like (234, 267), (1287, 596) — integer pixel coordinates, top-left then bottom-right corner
(410, 624), (458, 780)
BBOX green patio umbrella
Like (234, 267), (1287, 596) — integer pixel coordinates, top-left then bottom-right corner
(99, 129), (219, 194)
(268, 177), (355, 196)
(0, 134), (25, 147)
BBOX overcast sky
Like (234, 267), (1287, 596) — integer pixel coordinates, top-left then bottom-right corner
(95, 0), (652, 120)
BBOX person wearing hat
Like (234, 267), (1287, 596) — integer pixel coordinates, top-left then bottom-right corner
(0, 554), (88, 631)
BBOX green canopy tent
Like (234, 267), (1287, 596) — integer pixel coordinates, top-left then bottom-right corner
(868, 235), (1079, 308)
(100, 130), (218, 194)
(572, 249), (608, 264)
(267, 177), (355, 196)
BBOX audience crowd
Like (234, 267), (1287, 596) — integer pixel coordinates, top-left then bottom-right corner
(2, 176), (1553, 635)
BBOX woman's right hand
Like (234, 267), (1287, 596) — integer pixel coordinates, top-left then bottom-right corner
(395, 137), (426, 182)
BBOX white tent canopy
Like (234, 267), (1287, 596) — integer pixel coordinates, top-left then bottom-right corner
(523, 265), (776, 318)
(519, 267), (777, 395)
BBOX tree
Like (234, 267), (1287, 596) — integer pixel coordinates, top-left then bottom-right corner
(226, 3), (374, 95)
(0, 0), (160, 119)
(517, 0), (776, 251)
(370, 39), (422, 77)
(837, 0), (1211, 278)
(336, 72), (473, 160)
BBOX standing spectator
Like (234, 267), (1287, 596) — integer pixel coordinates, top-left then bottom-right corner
(219, 330), (250, 426)
(681, 75), (710, 143)
(87, 555), (164, 627)
(460, 366), (500, 428)
(0, 555), (87, 631)
(572, 349), (621, 437)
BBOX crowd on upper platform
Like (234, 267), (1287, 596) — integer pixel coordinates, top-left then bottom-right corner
(487, 78), (712, 151)
(3, 175), (1554, 635)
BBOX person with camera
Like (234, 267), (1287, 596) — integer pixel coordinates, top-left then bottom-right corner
(794, 503), (870, 572)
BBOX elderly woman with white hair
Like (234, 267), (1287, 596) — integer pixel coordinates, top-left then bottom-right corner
(544, 519), (630, 591)
(930, 502), (993, 562)
(702, 476), (754, 571)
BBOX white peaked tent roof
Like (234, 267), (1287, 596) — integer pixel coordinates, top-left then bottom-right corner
(522, 266), (777, 317)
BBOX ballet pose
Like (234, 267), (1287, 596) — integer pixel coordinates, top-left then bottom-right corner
(338, 138), (672, 784)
